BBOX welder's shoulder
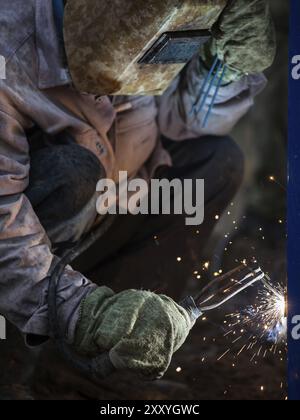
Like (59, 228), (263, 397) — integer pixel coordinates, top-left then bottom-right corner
(0, 0), (36, 98)
(0, 51), (38, 122)
(0, 0), (35, 60)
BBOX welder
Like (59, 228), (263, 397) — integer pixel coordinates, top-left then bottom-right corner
(0, 0), (275, 382)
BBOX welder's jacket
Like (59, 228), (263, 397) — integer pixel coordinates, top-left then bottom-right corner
(0, 0), (266, 342)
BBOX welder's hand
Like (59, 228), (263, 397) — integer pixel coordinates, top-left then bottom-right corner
(201, 0), (276, 83)
(74, 288), (194, 380)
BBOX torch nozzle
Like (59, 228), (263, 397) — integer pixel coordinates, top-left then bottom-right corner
(181, 262), (266, 319)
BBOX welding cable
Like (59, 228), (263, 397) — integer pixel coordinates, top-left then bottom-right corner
(196, 59), (224, 115)
(48, 216), (117, 380)
(190, 57), (226, 128)
(202, 64), (227, 128)
(190, 55), (220, 117)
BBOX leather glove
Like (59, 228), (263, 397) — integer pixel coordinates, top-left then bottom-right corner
(74, 287), (194, 380)
(201, 0), (276, 84)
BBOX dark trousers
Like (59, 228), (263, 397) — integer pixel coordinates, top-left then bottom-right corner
(26, 135), (244, 301)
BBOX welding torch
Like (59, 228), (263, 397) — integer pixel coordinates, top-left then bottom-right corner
(180, 263), (265, 322)
(48, 220), (268, 381)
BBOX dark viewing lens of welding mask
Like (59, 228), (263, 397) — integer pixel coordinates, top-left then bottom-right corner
(63, 0), (227, 96)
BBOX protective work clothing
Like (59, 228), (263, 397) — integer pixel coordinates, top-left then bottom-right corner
(74, 288), (193, 380)
(201, 0), (276, 84)
(0, 0), (274, 380)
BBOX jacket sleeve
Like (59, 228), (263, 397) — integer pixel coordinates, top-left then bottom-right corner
(157, 56), (267, 141)
(0, 108), (96, 343)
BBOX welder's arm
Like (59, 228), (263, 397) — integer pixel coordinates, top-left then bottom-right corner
(157, 0), (275, 140)
(206, 0), (276, 81)
(0, 109), (96, 342)
(157, 57), (267, 140)
(74, 288), (194, 380)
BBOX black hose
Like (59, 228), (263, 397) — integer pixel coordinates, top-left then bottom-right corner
(48, 216), (117, 380)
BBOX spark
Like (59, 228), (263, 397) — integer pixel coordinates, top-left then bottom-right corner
(237, 345), (247, 356)
(268, 175), (286, 191)
(219, 280), (287, 363)
(177, 257), (182, 262)
(258, 283), (287, 343)
(154, 235), (160, 246)
(203, 262), (210, 270)
(217, 349), (230, 361)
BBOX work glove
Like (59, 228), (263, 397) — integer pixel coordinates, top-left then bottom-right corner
(201, 0), (276, 84)
(74, 287), (194, 380)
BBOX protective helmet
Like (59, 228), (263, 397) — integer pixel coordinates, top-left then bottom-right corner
(64, 0), (226, 95)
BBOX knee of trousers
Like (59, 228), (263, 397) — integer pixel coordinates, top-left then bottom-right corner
(26, 144), (105, 227)
(176, 135), (245, 196)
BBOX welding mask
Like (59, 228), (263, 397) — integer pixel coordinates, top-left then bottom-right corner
(63, 0), (227, 96)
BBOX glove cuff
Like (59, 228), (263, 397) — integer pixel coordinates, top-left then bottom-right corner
(74, 286), (115, 355)
(199, 41), (244, 85)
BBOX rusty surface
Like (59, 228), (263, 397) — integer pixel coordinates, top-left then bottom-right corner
(64, 0), (226, 95)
